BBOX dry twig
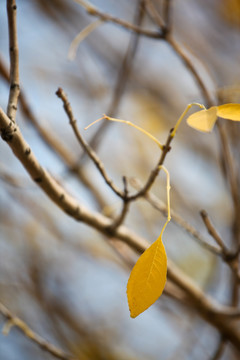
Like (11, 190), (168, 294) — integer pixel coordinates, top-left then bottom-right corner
(73, 0), (163, 39)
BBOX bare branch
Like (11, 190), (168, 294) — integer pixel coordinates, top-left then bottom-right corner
(145, 0), (165, 28)
(6, 0), (20, 122)
(73, 0), (163, 39)
(163, 0), (172, 32)
(216, 121), (240, 243)
(167, 36), (212, 108)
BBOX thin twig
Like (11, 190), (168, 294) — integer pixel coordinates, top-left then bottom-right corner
(108, 0), (146, 117)
(167, 36), (212, 108)
(0, 302), (76, 360)
(163, 0), (172, 32)
(56, 88), (124, 198)
(6, 0), (20, 122)
(73, 0), (163, 39)
(145, 0), (164, 28)
(81, 0), (146, 158)
(130, 177), (221, 256)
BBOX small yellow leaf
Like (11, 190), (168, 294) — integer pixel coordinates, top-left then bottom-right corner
(186, 106), (218, 132)
(217, 103), (240, 121)
(127, 236), (167, 318)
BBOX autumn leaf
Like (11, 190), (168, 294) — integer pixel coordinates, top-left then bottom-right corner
(186, 106), (218, 133)
(127, 235), (167, 318)
(186, 103), (240, 133)
(217, 103), (240, 120)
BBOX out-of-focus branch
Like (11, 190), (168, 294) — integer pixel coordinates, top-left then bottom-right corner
(0, 302), (76, 360)
(167, 36), (213, 108)
(6, 0), (20, 122)
(163, 0), (172, 32)
(144, 2), (213, 107)
(73, 0), (163, 39)
(145, 0), (164, 28)
(216, 121), (240, 243)
(81, 0), (146, 158)
(56, 87), (124, 199)
(0, 163), (28, 188)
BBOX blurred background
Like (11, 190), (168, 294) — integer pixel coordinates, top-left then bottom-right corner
(0, 0), (240, 359)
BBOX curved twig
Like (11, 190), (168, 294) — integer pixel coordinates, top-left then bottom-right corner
(73, 0), (163, 39)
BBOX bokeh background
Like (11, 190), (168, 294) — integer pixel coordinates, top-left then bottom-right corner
(1, 0), (240, 359)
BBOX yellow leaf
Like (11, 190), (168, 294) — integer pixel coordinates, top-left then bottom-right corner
(127, 236), (167, 318)
(186, 106), (218, 132)
(217, 103), (240, 121)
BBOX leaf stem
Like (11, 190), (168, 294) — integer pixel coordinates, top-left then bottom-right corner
(171, 102), (206, 137)
(158, 165), (171, 238)
(85, 114), (164, 150)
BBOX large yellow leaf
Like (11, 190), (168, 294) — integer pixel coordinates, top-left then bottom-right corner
(186, 106), (217, 132)
(217, 103), (240, 121)
(127, 236), (167, 318)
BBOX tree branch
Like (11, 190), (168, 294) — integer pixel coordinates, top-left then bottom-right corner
(6, 0), (20, 122)
(73, 0), (163, 39)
